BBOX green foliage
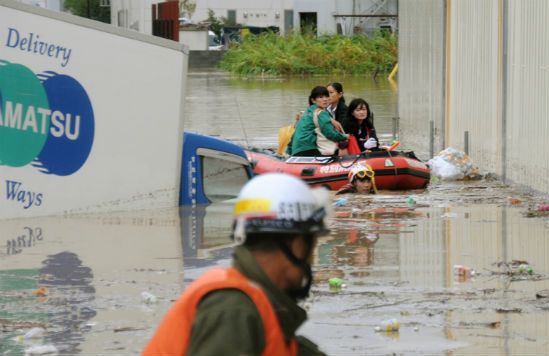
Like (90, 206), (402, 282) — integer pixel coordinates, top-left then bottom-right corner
(207, 9), (224, 37)
(64, 0), (110, 23)
(220, 31), (397, 77)
(180, 0), (196, 19)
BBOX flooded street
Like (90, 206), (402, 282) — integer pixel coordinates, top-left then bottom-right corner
(2, 73), (549, 354)
(307, 181), (549, 355)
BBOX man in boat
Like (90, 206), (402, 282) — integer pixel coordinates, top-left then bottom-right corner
(144, 173), (328, 356)
(336, 164), (378, 195)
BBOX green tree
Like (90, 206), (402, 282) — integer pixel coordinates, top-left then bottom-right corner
(207, 9), (223, 37)
(179, 0), (196, 20)
(64, 0), (110, 24)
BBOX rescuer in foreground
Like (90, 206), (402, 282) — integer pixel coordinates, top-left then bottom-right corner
(144, 173), (329, 355)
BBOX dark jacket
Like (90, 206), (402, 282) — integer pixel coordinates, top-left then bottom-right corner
(342, 115), (379, 150)
(187, 246), (326, 356)
(329, 102), (348, 124)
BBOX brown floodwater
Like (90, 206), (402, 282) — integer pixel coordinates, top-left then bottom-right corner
(2, 73), (549, 355)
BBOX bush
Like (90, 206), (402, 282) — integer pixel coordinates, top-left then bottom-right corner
(220, 31), (397, 76)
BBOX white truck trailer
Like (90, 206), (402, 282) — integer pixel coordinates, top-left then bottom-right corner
(0, 2), (253, 352)
(0, 0), (190, 219)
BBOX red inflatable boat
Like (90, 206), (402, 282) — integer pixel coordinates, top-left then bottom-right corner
(246, 149), (431, 191)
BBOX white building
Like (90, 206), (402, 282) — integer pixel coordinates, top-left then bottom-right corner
(110, 0), (397, 36)
(294, 0), (397, 36)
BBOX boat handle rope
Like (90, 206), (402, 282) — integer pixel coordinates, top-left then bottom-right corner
(336, 155), (361, 169)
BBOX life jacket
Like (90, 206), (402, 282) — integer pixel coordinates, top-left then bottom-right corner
(143, 267), (298, 356)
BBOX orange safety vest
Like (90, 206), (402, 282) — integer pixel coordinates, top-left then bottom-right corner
(143, 267), (298, 356)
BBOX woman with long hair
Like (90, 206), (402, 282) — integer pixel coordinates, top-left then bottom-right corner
(342, 98), (379, 151)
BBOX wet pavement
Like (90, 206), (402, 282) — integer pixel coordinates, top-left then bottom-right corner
(3, 73), (549, 354)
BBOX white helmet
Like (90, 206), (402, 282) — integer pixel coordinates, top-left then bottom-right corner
(232, 173), (329, 244)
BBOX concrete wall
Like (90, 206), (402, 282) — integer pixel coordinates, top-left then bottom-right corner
(180, 29), (208, 50)
(188, 50), (225, 71)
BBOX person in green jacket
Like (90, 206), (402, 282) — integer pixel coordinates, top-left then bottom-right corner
(288, 86), (348, 156)
(146, 173), (329, 355)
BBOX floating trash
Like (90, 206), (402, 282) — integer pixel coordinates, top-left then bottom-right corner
(328, 277), (345, 291)
(508, 197), (522, 205)
(24, 344), (58, 355)
(453, 265), (476, 280)
(34, 287), (47, 297)
(428, 147), (479, 180)
(405, 196), (416, 207)
(24, 327), (45, 339)
(141, 291), (158, 304)
(375, 318), (400, 332)
(518, 264), (533, 275)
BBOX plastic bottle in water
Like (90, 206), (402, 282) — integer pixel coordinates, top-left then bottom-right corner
(375, 318), (400, 332)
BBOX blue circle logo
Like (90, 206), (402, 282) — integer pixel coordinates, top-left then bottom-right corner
(0, 61), (94, 176)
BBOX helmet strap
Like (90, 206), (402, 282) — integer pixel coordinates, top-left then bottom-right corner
(276, 237), (314, 300)
(233, 217), (247, 245)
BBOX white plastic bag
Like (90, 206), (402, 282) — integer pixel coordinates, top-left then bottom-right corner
(428, 147), (477, 180)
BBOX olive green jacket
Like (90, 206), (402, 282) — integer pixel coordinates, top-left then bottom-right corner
(288, 104), (348, 156)
(187, 246), (326, 356)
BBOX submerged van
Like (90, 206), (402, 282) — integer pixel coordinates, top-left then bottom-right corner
(208, 30), (223, 50)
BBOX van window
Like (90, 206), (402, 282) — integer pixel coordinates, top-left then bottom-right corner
(201, 156), (250, 202)
(208, 33), (220, 46)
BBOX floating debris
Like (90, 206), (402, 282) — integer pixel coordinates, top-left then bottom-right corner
(328, 277), (346, 292)
(508, 197), (522, 205)
(141, 291), (158, 304)
(524, 207), (549, 218)
(24, 327), (46, 339)
(34, 287), (47, 297)
(113, 326), (146, 333)
(496, 308), (522, 314)
(453, 264), (475, 278)
(375, 318), (400, 332)
(405, 196), (416, 207)
(0, 318), (47, 332)
(24, 344), (58, 355)
(428, 147), (479, 180)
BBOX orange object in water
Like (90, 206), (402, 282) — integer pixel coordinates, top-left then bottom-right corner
(34, 287), (47, 297)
